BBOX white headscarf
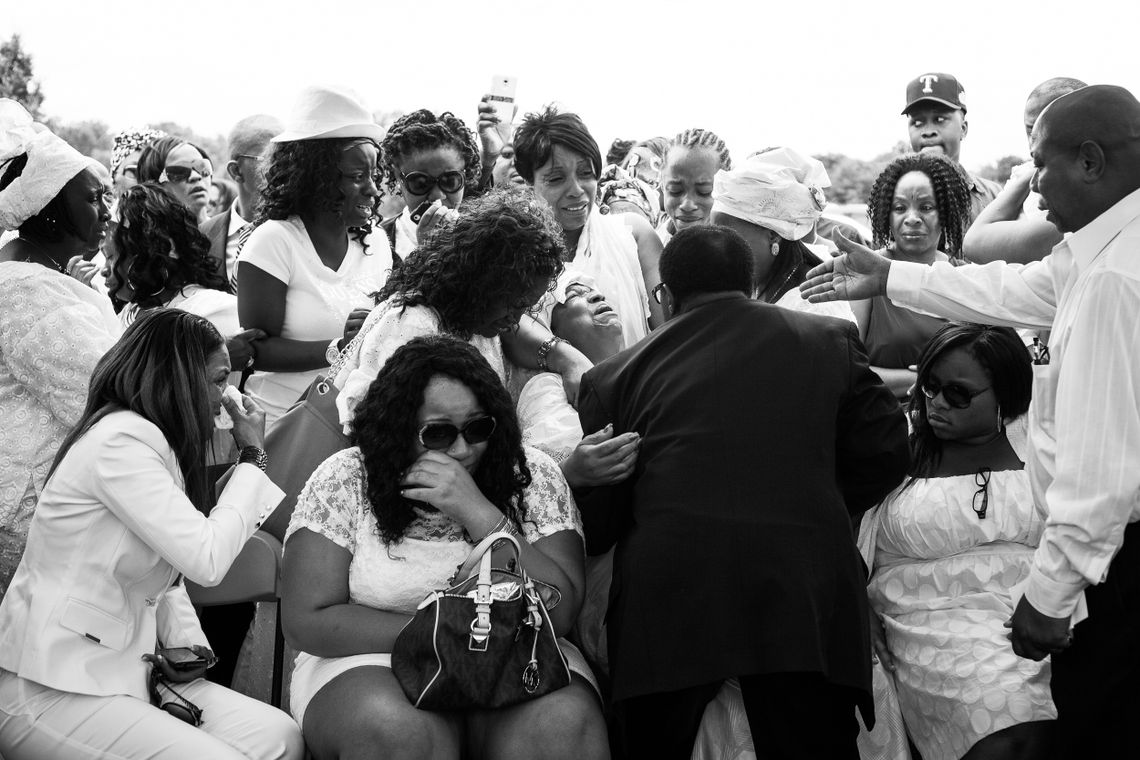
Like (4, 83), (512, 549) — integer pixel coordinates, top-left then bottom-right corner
(712, 147), (831, 241)
(0, 99), (95, 231)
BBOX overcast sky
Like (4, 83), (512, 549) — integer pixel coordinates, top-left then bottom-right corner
(7, 0), (1140, 173)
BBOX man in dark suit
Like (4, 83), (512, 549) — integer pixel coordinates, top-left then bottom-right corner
(200, 114), (282, 284)
(576, 225), (909, 759)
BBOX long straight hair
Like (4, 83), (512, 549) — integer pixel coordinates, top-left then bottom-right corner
(49, 309), (226, 511)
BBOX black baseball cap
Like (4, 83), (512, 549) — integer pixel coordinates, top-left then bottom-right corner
(903, 73), (967, 115)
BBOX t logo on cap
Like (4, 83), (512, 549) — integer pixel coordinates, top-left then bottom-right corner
(902, 72), (967, 115)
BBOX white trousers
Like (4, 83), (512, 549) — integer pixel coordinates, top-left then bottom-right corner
(0, 668), (303, 760)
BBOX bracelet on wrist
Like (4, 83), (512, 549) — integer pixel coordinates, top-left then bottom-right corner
(536, 336), (565, 371)
(238, 446), (268, 472)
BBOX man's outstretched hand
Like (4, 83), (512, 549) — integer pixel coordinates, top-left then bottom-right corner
(799, 229), (893, 303)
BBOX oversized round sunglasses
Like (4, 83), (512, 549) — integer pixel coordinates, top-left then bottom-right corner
(418, 416), (497, 451)
(401, 170), (465, 196)
(920, 379), (990, 409)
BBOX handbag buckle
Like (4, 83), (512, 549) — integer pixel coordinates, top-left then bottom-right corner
(469, 604), (492, 652)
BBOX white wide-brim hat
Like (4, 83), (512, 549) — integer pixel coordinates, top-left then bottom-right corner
(272, 85), (384, 143)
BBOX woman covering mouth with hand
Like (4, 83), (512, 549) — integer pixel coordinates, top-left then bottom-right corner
(236, 86), (394, 429)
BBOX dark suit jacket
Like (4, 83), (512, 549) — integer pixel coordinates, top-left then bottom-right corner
(576, 294), (908, 709)
(199, 208), (231, 282)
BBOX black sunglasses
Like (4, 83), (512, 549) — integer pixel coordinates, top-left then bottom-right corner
(418, 416), (497, 451)
(159, 160), (213, 184)
(401, 170), (465, 196)
(148, 670), (203, 727)
(921, 378), (991, 409)
(973, 467), (992, 520)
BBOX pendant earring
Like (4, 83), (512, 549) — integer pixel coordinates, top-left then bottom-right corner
(996, 406), (1004, 431)
(770, 243), (779, 257)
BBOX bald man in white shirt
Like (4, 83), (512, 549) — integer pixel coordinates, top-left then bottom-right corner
(800, 84), (1140, 758)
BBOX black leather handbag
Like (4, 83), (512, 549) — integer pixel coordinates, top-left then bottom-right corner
(391, 531), (571, 710)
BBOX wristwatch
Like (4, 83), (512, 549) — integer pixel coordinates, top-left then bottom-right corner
(238, 446), (268, 472)
(325, 337), (343, 365)
(536, 336), (565, 371)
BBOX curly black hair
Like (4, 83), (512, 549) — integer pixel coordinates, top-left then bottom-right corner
(351, 335), (532, 545)
(869, 152), (971, 258)
(112, 183), (227, 306)
(380, 109), (482, 197)
(256, 138), (378, 254)
(906, 323), (1032, 482)
(371, 187), (566, 338)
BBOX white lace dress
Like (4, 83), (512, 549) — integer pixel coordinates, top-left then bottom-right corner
(333, 301), (505, 433)
(285, 445), (593, 727)
(0, 264), (120, 597)
(865, 470), (1056, 760)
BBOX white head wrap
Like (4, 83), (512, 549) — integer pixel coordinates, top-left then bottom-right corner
(0, 99), (95, 231)
(712, 147), (831, 241)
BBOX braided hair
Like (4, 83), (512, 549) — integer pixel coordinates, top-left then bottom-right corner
(869, 152), (971, 259)
(668, 128), (732, 171)
(380, 110), (481, 196)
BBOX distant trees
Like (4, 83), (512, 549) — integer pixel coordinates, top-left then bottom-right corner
(976, 155), (1026, 184)
(0, 34), (227, 169)
(815, 141), (908, 205)
(0, 34), (43, 118)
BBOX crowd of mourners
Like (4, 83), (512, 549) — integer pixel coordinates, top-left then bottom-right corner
(0, 70), (1139, 760)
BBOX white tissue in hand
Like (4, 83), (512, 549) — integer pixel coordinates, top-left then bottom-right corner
(214, 385), (243, 430)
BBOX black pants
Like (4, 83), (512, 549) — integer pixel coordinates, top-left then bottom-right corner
(198, 602), (255, 688)
(1049, 520), (1140, 759)
(613, 672), (860, 760)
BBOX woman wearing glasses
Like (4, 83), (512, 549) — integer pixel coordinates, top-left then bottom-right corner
(378, 109), (483, 263)
(861, 323), (1055, 760)
(0, 310), (302, 760)
(284, 335), (606, 760)
(236, 86), (393, 428)
(137, 136), (215, 223)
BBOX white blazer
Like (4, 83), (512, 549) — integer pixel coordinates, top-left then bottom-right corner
(0, 410), (283, 701)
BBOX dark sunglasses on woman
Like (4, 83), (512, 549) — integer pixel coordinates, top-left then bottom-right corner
(159, 160), (213, 184)
(401, 170), (465, 196)
(418, 416), (497, 451)
(921, 379), (990, 409)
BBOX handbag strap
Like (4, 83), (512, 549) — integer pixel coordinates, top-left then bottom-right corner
(326, 304), (384, 381)
(453, 531), (522, 584)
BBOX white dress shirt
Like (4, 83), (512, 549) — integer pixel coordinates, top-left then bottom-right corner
(884, 187), (1140, 621)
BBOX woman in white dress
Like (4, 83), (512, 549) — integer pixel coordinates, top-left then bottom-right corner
(0, 102), (119, 598)
(863, 323), (1055, 759)
(334, 188), (568, 431)
(283, 335), (607, 760)
(237, 86), (393, 428)
(513, 106), (666, 347)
